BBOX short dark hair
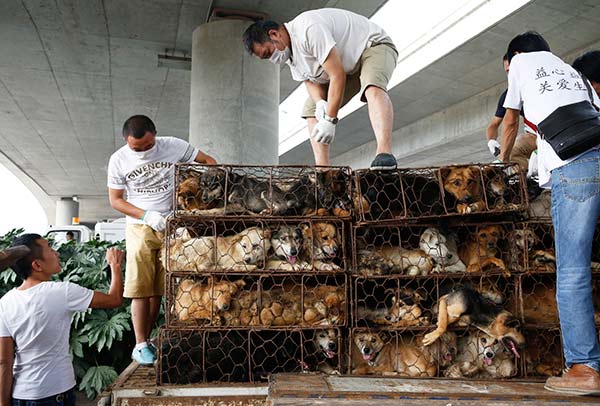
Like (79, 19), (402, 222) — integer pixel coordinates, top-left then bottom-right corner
(66, 231), (74, 237)
(503, 52), (509, 62)
(242, 20), (281, 55)
(572, 50), (600, 83)
(122, 115), (156, 139)
(10, 234), (44, 280)
(506, 31), (551, 63)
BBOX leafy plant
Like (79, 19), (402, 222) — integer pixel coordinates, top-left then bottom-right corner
(0, 229), (165, 399)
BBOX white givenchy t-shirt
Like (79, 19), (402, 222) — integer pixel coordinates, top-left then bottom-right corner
(0, 282), (93, 400)
(504, 51), (600, 187)
(285, 8), (391, 84)
(107, 136), (198, 224)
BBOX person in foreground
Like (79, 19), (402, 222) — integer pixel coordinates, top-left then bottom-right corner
(0, 234), (124, 406)
(499, 31), (600, 396)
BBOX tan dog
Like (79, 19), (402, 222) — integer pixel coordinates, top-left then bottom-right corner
(175, 278), (246, 324)
(444, 332), (516, 378)
(301, 223), (341, 271)
(459, 225), (507, 274)
(351, 332), (437, 377)
(357, 288), (430, 327)
(523, 283), (558, 324)
(508, 229), (555, 271)
(442, 166), (485, 214)
(177, 175), (217, 212)
(357, 246), (433, 276)
(167, 227), (271, 272)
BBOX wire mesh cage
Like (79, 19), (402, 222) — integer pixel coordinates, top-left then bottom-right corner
(158, 327), (344, 385)
(348, 328), (460, 378)
(353, 222), (520, 277)
(165, 218), (348, 274)
(166, 273), (347, 328)
(518, 274), (558, 327)
(509, 222), (556, 273)
(353, 163), (527, 223)
(174, 164), (353, 219)
(522, 328), (563, 380)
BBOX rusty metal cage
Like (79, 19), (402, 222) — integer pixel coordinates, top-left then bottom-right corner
(522, 328), (563, 380)
(348, 327), (519, 379)
(510, 222), (556, 273)
(353, 222), (521, 277)
(158, 327), (344, 384)
(352, 274), (516, 329)
(166, 273), (347, 329)
(174, 164), (353, 219)
(165, 217), (348, 274)
(353, 163), (527, 224)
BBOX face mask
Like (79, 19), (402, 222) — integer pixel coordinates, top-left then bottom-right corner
(132, 143), (157, 160)
(269, 46), (291, 65)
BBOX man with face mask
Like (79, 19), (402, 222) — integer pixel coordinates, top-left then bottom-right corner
(107, 115), (216, 365)
(243, 9), (398, 170)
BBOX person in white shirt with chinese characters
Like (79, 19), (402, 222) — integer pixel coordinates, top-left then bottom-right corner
(500, 31), (600, 396)
(243, 9), (398, 170)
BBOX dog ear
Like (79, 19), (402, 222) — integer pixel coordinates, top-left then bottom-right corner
(262, 227), (272, 240)
(233, 279), (246, 290)
(301, 223), (312, 238)
(414, 288), (427, 302)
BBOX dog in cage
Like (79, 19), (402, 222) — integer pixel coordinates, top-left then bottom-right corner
(458, 225), (508, 275)
(357, 245), (434, 276)
(174, 277), (247, 324)
(351, 331), (452, 377)
(284, 170), (353, 217)
(419, 227), (466, 273)
(177, 173), (219, 212)
(303, 329), (342, 375)
(442, 166), (486, 214)
(300, 223), (342, 271)
(266, 225), (312, 271)
(507, 228), (556, 272)
(357, 288), (430, 327)
(422, 286), (525, 358)
(227, 171), (300, 215)
(166, 226), (271, 272)
(444, 331), (516, 379)
(525, 331), (563, 377)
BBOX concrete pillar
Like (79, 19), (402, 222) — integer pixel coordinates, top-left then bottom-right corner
(55, 198), (79, 226)
(190, 19), (280, 165)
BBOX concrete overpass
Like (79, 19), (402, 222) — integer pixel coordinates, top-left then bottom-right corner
(0, 0), (599, 223)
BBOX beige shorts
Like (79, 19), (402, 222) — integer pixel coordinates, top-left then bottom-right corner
(510, 133), (537, 173)
(124, 224), (164, 298)
(302, 42), (398, 118)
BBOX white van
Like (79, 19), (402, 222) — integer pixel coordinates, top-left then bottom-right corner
(94, 218), (126, 242)
(45, 225), (94, 244)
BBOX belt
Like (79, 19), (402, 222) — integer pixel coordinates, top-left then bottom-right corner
(12, 387), (74, 405)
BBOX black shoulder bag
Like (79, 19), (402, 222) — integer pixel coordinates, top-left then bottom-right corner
(538, 73), (600, 160)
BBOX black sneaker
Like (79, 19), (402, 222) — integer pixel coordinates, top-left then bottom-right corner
(370, 153), (397, 170)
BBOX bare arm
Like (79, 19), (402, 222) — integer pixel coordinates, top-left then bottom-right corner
(486, 116), (502, 141)
(89, 248), (124, 309)
(304, 80), (327, 103)
(0, 337), (14, 406)
(194, 150), (217, 165)
(108, 188), (144, 220)
(499, 108), (520, 163)
(320, 47), (346, 118)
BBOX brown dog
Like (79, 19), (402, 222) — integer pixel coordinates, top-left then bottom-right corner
(357, 288), (430, 327)
(351, 331), (438, 377)
(175, 278), (246, 324)
(301, 223), (341, 271)
(459, 225), (507, 274)
(177, 175), (217, 212)
(442, 166), (485, 214)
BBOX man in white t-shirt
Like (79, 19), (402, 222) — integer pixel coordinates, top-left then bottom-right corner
(107, 115), (216, 365)
(499, 31), (600, 396)
(0, 234), (124, 405)
(243, 9), (398, 170)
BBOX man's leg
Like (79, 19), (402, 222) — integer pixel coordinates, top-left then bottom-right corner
(131, 297), (150, 345)
(545, 149), (600, 395)
(364, 85), (393, 155)
(146, 295), (162, 338)
(307, 117), (330, 165)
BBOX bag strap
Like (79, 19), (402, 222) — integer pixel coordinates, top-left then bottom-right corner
(579, 71), (599, 111)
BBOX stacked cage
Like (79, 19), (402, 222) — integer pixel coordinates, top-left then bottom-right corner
(158, 165), (353, 384)
(350, 163), (530, 379)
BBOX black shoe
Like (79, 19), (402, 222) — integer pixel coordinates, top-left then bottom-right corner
(370, 153), (397, 170)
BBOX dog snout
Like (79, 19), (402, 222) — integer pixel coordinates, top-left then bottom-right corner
(485, 351), (494, 359)
(446, 253), (453, 259)
(463, 195), (473, 203)
(221, 303), (230, 311)
(289, 247), (298, 256)
(363, 347), (371, 355)
(328, 342), (337, 351)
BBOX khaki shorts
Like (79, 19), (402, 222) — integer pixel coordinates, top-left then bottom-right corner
(510, 133), (537, 173)
(302, 42), (398, 118)
(124, 224), (164, 298)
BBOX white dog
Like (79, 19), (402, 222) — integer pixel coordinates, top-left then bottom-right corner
(419, 228), (466, 273)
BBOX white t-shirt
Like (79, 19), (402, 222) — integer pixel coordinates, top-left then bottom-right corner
(284, 8), (392, 84)
(107, 136), (198, 224)
(504, 51), (600, 187)
(0, 282), (93, 400)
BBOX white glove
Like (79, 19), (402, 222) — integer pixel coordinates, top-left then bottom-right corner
(315, 99), (328, 121)
(311, 119), (336, 145)
(527, 150), (538, 179)
(487, 139), (501, 157)
(143, 210), (166, 232)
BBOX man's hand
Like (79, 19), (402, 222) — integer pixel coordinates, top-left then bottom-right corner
(143, 210), (166, 232)
(487, 139), (501, 157)
(106, 248), (124, 267)
(315, 99), (328, 121)
(311, 119), (336, 145)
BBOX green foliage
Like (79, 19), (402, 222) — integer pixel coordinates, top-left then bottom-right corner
(0, 229), (165, 399)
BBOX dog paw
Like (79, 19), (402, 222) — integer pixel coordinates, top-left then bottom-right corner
(422, 331), (440, 346)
